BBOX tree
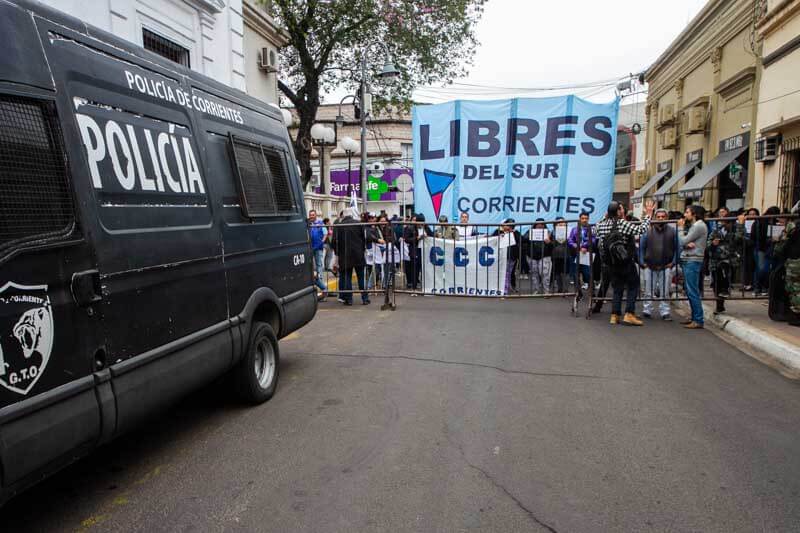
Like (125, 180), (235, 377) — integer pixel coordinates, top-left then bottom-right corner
(267, 0), (487, 188)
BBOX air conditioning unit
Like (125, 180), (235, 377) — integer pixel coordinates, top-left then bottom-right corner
(755, 135), (781, 163)
(259, 47), (278, 73)
(659, 104), (675, 126)
(686, 106), (707, 133)
(661, 127), (678, 149)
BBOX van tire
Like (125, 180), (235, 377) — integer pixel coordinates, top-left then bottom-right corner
(235, 321), (279, 404)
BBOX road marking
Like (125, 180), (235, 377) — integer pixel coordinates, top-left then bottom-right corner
(77, 514), (108, 531)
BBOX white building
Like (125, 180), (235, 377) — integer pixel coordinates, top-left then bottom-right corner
(37, 0), (286, 104)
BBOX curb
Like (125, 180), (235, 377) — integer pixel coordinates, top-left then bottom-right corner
(699, 302), (800, 378)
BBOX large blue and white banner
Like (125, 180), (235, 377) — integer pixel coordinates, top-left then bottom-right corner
(412, 96), (619, 225)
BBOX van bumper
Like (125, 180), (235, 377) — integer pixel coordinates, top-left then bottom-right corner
(280, 285), (317, 338)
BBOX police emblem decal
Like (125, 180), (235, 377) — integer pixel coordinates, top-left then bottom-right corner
(0, 282), (54, 395)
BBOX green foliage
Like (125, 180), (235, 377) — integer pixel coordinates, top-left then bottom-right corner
(266, 0), (487, 186)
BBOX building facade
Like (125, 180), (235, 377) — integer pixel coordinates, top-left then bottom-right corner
(291, 103), (414, 218)
(38, 0), (286, 105)
(242, 0), (287, 104)
(755, 0), (800, 211)
(640, 0), (761, 213)
(615, 102), (647, 207)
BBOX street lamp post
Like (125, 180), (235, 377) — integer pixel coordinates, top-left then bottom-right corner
(310, 123), (337, 210)
(357, 44), (400, 210)
(339, 136), (359, 197)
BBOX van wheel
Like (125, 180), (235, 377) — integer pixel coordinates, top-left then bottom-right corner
(235, 321), (279, 404)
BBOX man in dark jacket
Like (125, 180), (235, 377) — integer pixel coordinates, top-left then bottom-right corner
(639, 208), (677, 320)
(332, 208), (369, 305)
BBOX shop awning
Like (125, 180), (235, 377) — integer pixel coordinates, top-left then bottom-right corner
(652, 159), (702, 200)
(677, 146), (748, 199)
(631, 168), (670, 202)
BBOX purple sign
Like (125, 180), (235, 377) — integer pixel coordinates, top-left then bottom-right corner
(316, 168), (413, 202)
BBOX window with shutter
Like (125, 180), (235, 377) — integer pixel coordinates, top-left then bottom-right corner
(0, 95), (76, 258)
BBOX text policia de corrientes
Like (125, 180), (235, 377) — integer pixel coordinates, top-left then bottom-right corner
(419, 115), (613, 215)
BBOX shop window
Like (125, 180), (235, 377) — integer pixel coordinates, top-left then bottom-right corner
(615, 132), (632, 175)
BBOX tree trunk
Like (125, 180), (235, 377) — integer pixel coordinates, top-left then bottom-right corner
(292, 98), (320, 190)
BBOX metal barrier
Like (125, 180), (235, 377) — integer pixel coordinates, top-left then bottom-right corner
(307, 213), (797, 319)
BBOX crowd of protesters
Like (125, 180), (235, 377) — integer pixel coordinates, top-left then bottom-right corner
(307, 201), (800, 324)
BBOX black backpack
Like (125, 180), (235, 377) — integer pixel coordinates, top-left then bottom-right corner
(603, 219), (630, 267)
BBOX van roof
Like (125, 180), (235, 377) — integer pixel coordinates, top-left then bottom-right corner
(8, 0), (282, 123)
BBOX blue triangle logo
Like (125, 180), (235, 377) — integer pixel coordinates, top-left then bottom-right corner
(423, 169), (456, 219)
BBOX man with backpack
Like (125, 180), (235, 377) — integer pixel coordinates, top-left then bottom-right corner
(596, 199), (655, 326)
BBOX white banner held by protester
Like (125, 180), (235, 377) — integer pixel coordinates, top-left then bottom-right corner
(421, 235), (512, 296)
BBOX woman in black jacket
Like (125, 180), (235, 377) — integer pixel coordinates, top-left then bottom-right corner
(402, 214), (433, 290)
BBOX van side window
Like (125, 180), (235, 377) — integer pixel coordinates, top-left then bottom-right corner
(0, 95), (76, 259)
(229, 136), (296, 217)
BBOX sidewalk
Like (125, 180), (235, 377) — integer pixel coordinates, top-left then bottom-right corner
(677, 297), (800, 379)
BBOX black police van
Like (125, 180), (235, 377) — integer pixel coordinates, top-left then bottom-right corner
(0, 0), (316, 502)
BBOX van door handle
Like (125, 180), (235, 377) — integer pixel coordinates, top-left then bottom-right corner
(71, 269), (103, 307)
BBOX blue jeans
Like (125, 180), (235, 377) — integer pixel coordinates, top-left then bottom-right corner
(339, 266), (368, 303)
(313, 248), (327, 291)
(682, 260), (704, 325)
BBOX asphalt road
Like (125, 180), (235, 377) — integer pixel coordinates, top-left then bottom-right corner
(3, 296), (800, 532)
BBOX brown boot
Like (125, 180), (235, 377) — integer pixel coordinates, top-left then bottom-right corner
(683, 321), (704, 329)
(609, 314), (620, 325)
(623, 313), (643, 326)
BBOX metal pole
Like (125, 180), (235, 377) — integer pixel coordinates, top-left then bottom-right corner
(360, 52), (368, 211)
(319, 142), (325, 200)
(347, 151), (352, 195)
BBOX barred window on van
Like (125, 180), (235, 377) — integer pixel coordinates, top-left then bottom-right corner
(0, 95), (76, 256)
(229, 136), (296, 217)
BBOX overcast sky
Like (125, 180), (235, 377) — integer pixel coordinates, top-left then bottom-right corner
(407, 0), (708, 104)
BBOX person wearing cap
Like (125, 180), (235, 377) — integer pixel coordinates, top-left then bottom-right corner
(435, 214), (459, 240)
(639, 207), (677, 320)
(526, 218), (553, 295)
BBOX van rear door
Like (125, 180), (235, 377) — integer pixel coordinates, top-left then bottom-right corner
(0, 90), (103, 487)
